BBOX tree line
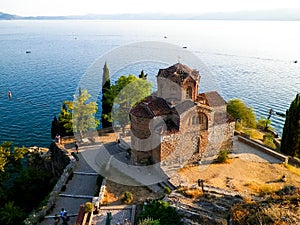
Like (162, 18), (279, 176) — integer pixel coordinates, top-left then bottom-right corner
(51, 62), (151, 139)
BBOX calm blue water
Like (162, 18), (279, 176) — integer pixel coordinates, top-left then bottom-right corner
(0, 20), (299, 147)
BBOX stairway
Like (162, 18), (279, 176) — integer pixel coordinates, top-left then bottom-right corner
(166, 189), (244, 225)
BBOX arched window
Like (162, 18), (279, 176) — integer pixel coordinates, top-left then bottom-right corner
(191, 112), (208, 130)
(186, 86), (192, 99)
(199, 113), (208, 130)
(192, 115), (199, 125)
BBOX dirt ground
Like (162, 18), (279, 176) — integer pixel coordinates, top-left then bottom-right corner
(68, 131), (300, 201)
(179, 158), (300, 196)
(102, 180), (162, 205)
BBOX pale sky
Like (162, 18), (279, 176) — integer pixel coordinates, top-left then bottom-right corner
(1, 0), (300, 16)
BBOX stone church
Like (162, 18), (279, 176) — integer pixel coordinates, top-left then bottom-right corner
(129, 63), (235, 166)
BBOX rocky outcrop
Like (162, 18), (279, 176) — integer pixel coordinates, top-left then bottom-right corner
(165, 190), (243, 225)
(47, 142), (71, 177)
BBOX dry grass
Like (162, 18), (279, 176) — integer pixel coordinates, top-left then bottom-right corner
(104, 180), (161, 205)
(284, 164), (300, 176)
(101, 189), (119, 205)
(231, 190), (300, 225)
(258, 185), (276, 197)
(95, 132), (117, 143)
(179, 158), (300, 196)
(178, 187), (203, 198)
(242, 128), (265, 140)
(244, 181), (276, 196)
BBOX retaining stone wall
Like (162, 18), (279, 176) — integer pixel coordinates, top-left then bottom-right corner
(24, 146), (77, 225)
(237, 135), (288, 163)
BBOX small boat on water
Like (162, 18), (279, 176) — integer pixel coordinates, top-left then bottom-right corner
(26, 50), (31, 54)
(8, 91), (12, 99)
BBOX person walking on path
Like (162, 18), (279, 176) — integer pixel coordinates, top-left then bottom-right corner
(54, 214), (60, 225)
(60, 208), (68, 224)
(198, 179), (204, 192)
(75, 141), (79, 154)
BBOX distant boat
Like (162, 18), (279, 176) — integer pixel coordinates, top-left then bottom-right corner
(26, 50), (31, 54)
(8, 91), (12, 99)
(164, 36), (167, 39)
(294, 60), (298, 63)
(183, 46), (187, 49)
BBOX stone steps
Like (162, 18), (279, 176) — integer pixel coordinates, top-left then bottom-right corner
(59, 193), (94, 199)
(167, 187), (244, 225)
(159, 180), (177, 191)
(73, 171), (98, 176)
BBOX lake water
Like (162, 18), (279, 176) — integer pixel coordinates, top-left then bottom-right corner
(0, 20), (299, 147)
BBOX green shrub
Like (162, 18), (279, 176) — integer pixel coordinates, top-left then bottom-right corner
(84, 202), (94, 213)
(227, 99), (257, 128)
(235, 120), (243, 131)
(263, 133), (276, 149)
(163, 187), (171, 195)
(121, 191), (134, 204)
(138, 217), (160, 225)
(0, 202), (25, 225)
(139, 200), (183, 225)
(216, 150), (229, 163)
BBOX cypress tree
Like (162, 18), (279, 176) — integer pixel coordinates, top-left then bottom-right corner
(281, 93), (300, 157)
(101, 62), (112, 128)
(51, 116), (60, 139)
(139, 70), (147, 80)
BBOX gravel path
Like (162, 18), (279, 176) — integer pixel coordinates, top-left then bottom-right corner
(231, 136), (282, 163)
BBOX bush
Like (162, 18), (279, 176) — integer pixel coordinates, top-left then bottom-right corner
(263, 133), (276, 149)
(227, 99), (257, 128)
(139, 200), (183, 225)
(121, 191), (134, 204)
(235, 120), (243, 131)
(216, 150), (229, 163)
(163, 187), (171, 195)
(84, 202), (94, 213)
(0, 202), (25, 225)
(138, 217), (160, 225)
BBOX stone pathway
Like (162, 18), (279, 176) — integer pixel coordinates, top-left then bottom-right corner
(39, 144), (103, 225)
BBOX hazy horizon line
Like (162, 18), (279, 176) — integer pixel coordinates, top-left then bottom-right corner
(1, 8), (300, 21)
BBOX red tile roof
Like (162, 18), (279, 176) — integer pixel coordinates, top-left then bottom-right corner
(203, 91), (227, 107)
(130, 96), (172, 118)
(157, 63), (200, 84)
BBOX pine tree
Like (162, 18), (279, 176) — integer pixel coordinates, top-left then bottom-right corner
(281, 93), (300, 157)
(101, 62), (112, 128)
